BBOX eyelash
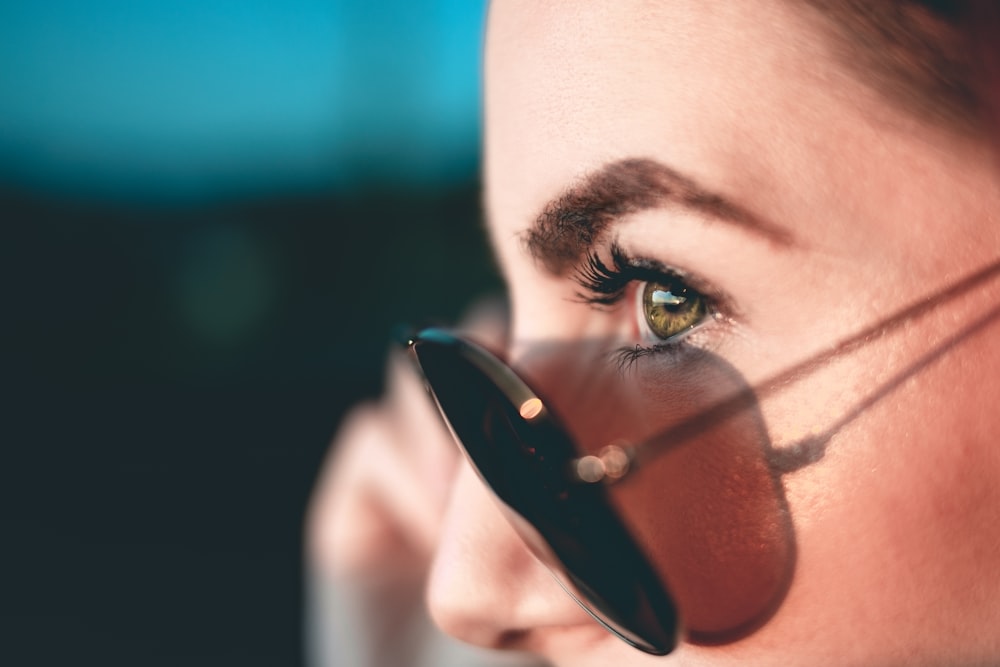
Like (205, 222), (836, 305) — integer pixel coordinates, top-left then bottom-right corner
(573, 241), (718, 369)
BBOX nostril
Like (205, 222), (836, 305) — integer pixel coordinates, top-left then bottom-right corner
(495, 629), (533, 651)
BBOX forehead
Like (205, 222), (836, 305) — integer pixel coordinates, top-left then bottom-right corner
(482, 0), (984, 261)
(484, 2), (810, 224)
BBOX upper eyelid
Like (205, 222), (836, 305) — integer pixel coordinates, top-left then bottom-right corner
(571, 242), (723, 313)
(568, 243), (739, 355)
(572, 245), (633, 305)
(573, 243), (689, 303)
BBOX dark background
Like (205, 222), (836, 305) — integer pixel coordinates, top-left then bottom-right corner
(1, 3), (497, 665)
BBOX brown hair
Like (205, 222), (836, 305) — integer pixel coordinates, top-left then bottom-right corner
(800, 0), (1000, 138)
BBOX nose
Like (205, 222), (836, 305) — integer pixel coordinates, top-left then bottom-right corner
(426, 457), (596, 651)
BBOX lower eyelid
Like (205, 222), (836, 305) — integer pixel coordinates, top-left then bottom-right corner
(627, 312), (727, 369)
(611, 335), (699, 374)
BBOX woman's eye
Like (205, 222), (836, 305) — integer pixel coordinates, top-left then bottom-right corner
(640, 279), (707, 340)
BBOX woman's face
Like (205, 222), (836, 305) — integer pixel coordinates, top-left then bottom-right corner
(425, 1), (1000, 665)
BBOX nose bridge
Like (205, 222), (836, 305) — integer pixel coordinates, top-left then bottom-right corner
(507, 333), (652, 457)
(426, 458), (593, 650)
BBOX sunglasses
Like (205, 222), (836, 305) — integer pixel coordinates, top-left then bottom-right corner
(402, 258), (1000, 655)
(403, 328), (793, 654)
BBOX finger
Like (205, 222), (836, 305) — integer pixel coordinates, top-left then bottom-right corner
(309, 401), (450, 579)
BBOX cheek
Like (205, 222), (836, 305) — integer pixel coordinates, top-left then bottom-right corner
(779, 333), (1000, 654)
(869, 381), (1000, 603)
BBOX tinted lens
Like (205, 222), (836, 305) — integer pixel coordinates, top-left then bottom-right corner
(512, 336), (795, 645)
(410, 328), (794, 652)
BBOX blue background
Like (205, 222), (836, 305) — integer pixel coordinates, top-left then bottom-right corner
(3, 3), (497, 665)
(0, 0), (484, 199)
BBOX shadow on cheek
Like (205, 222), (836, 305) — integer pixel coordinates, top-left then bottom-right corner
(520, 344), (795, 644)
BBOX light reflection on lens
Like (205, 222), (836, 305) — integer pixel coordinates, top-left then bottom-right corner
(600, 444), (631, 480)
(574, 444), (632, 483)
(576, 455), (605, 483)
(519, 397), (544, 420)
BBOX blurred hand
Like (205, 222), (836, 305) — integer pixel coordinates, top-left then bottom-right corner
(307, 300), (532, 667)
(309, 346), (460, 582)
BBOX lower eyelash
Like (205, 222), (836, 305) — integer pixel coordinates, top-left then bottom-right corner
(612, 344), (655, 373)
(611, 339), (691, 373)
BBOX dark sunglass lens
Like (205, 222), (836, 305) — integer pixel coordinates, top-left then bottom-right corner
(410, 330), (679, 654)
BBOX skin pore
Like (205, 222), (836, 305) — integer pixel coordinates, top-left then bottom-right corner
(310, 2), (1000, 666)
(430, 1), (1000, 665)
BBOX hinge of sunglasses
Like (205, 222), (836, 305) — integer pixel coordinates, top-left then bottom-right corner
(572, 442), (635, 484)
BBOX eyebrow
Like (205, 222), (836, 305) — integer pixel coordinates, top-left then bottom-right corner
(523, 157), (795, 274)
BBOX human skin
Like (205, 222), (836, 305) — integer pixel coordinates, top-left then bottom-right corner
(312, 2), (1000, 665)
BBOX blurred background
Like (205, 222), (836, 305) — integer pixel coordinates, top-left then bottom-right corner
(2, 1), (500, 664)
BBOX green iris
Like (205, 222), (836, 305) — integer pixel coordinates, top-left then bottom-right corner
(641, 280), (706, 340)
